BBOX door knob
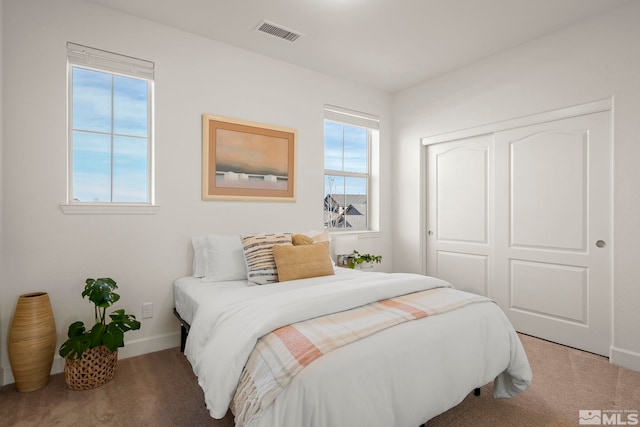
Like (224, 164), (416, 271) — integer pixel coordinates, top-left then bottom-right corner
(595, 240), (606, 248)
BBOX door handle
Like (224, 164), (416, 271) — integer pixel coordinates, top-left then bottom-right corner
(596, 240), (606, 248)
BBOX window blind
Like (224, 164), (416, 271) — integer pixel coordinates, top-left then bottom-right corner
(324, 104), (379, 130)
(67, 42), (154, 80)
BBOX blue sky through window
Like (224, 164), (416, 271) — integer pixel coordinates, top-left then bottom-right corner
(71, 67), (149, 202)
(324, 120), (369, 229)
(323, 121), (368, 196)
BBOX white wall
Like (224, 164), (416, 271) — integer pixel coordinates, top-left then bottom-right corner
(0, 0), (5, 385)
(0, 0), (392, 384)
(392, 2), (640, 371)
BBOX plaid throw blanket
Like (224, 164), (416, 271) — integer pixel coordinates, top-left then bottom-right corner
(232, 287), (488, 426)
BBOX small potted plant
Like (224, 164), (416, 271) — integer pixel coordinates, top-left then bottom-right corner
(347, 250), (382, 269)
(59, 277), (141, 390)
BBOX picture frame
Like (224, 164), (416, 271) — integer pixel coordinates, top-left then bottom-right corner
(202, 114), (296, 201)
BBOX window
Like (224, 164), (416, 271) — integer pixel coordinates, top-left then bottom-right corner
(66, 43), (154, 206)
(323, 105), (379, 231)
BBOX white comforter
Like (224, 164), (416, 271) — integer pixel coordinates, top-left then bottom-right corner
(184, 269), (531, 427)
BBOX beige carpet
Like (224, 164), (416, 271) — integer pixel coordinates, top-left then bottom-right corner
(1, 334), (638, 426)
(429, 334), (640, 427)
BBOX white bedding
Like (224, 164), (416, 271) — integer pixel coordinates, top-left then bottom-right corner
(178, 269), (532, 427)
(173, 276), (247, 325)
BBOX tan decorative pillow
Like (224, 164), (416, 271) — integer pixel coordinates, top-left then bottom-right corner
(292, 231), (330, 245)
(292, 233), (314, 245)
(273, 242), (335, 282)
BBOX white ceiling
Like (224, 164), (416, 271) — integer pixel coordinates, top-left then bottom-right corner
(87, 0), (631, 93)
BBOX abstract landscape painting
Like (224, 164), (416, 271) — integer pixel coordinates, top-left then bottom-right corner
(202, 115), (296, 201)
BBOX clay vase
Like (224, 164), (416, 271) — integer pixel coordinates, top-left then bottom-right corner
(8, 292), (57, 392)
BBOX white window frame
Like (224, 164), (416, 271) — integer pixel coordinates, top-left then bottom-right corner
(61, 42), (156, 215)
(323, 104), (379, 232)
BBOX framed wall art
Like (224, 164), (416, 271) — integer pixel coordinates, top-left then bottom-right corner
(202, 114), (296, 201)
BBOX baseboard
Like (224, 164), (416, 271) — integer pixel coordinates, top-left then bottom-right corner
(2, 332), (181, 387)
(2, 363), (14, 387)
(117, 331), (181, 359)
(610, 346), (640, 372)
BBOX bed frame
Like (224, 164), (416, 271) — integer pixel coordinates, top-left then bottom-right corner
(173, 306), (481, 426)
(173, 308), (190, 353)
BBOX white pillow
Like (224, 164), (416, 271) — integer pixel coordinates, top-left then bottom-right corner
(191, 235), (208, 277)
(203, 234), (247, 282)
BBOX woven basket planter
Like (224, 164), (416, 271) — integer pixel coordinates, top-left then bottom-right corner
(64, 346), (118, 390)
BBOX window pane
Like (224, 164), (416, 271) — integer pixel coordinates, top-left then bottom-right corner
(343, 126), (367, 173)
(324, 175), (345, 229)
(324, 121), (343, 170)
(325, 175), (345, 202)
(70, 61), (151, 204)
(114, 76), (148, 137)
(324, 175), (367, 230)
(113, 136), (148, 202)
(72, 131), (111, 202)
(72, 68), (112, 133)
(345, 177), (368, 229)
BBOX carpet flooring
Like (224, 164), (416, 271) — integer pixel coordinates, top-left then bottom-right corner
(1, 334), (638, 426)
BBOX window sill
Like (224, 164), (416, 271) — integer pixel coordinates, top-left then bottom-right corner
(60, 204), (159, 215)
(328, 230), (381, 239)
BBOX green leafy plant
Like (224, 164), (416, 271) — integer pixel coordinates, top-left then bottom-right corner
(59, 278), (141, 360)
(347, 250), (382, 269)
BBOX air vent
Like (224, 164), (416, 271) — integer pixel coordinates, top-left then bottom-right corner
(256, 20), (303, 42)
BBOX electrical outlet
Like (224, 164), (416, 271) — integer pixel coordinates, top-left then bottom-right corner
(142, 302), (153, 319)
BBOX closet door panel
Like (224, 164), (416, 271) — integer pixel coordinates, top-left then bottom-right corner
(511, 130), (587, 251)
(426, 135), (493, 297)
(493, 111), (611, 356)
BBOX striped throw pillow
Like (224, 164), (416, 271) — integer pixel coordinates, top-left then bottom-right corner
(241, 233), (292, 285)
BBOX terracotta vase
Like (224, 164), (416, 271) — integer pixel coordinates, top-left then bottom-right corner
(8, 292), (57, 392)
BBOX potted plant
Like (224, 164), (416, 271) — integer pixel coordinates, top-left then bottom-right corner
(347, 250), (382, 269)
(59, 277), (141, 390)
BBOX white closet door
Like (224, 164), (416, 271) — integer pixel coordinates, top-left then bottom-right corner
(426, 135), (493, 296)
(492, 111), (611, 356)
(426, 110), (611, 356)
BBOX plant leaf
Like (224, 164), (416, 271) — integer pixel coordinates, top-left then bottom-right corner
(59, 332), (92, 359)
(89, 322), (106, 348)
(102, 323), (124, 351)
(67, 321), (86, 338)
(82, 277), (119, 310)
(109, 309), (141, 332)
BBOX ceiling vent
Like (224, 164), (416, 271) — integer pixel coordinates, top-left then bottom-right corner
(256, 20), (303, 42)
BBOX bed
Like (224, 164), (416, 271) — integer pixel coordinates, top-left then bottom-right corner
(174, 233), (532, 427)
